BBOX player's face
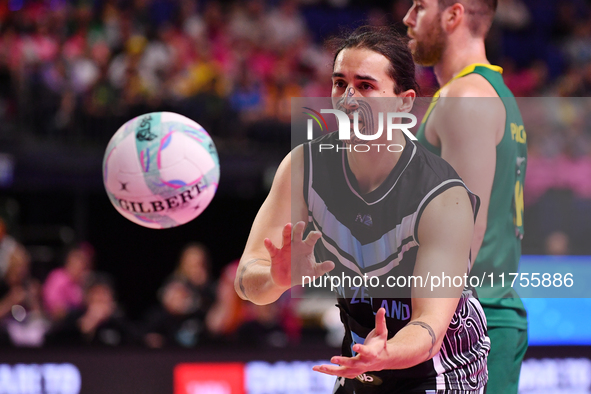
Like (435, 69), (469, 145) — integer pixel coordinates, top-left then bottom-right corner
(66, 250), (90, 281)
(331, 47), (403, 144)
(403, 0), (447, 66)
(331, 47), (396, 100)
(181, 247), (208, 285)
(87, 284), (114, 307)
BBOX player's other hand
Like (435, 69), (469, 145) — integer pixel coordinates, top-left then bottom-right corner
(313, 308), (390, 379)
(264, 221), (335, 288)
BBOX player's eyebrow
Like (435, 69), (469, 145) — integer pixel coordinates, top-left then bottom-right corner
(332, 72), (378, 82)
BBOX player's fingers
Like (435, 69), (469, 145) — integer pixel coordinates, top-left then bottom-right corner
(281, 223), (292, 247)
(303, 230), (322, 247)
(264, 238), (278, 258)
(312, 364), (356, 378)
(374, 307), (388, 337)
(330, 356), (359, 368)
(292, 221), (306, 242)
(352, 344), (374, 359)
(315, 260), (335, 277)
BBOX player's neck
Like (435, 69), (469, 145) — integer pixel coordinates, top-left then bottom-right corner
(346, 133), (406, 195)
(433, 38), (489, 87)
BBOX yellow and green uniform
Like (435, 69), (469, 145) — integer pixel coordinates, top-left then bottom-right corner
(416, 64), (528, 393)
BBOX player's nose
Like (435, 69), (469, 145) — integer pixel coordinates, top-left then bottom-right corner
(341, 86), (360, 110)
(403, 7), (414, 27)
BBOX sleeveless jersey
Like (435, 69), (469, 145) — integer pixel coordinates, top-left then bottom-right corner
(303, 132), (489, 393)
(416, 64), (528, 330)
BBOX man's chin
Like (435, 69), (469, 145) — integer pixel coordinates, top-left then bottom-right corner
(410, 38), (445, 67)
(412, 49), (438, 67)
(414, 58), (436, 67)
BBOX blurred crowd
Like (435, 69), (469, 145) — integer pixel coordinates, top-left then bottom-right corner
(1, 0), (589, 143)
(0, 0), (336, 145)
(521, 98), (591, 255)
(1, 0), (591, 147)
(0, 218), (309, 348)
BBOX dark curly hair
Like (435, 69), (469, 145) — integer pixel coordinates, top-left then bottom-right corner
(327, 25), (419, 95)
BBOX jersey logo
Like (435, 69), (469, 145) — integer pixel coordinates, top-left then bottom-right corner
(355, 373), (383, 385)
(355, 213), (373, 227)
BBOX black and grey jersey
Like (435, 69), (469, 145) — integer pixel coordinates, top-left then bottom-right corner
(303, 132), (489, 393)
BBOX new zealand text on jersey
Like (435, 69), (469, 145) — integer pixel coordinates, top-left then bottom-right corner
(343, 285), (411, 321)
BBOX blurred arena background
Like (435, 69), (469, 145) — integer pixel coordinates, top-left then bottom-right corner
(0, 0), (591, 393)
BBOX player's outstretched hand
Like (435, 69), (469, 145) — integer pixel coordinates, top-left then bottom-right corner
(313, 308), (390, 379)
(264, 221), (335, 289)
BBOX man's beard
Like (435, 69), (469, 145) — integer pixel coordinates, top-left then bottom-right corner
(409, 15), (447, 67)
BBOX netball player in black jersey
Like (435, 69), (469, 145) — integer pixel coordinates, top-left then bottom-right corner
(235, 26), (489, 393)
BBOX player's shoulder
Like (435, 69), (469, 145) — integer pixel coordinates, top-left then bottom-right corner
(269, 144), (305, 197)
(290, 143), (304, 156)
(431, 75), (505, 139)
(272, 144), (305, 180)
(286, 143), (305, 172)
(410, 141), (475, 242)
(423, 181), (473, 213)
(291, 133), (336, 174)
(440, 73), (498, 98)
(307, 130), (339, 146)
(300, 131), (342, 163)
(416, 180), (475, 244)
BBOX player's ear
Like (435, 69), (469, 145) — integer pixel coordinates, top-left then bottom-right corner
(442, 3), (464, 32)
(397, 89), (416, 113)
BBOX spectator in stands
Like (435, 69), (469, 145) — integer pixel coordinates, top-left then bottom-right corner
(207, 260), (301, 347)
(233, 292), (301, 348)
(206, 260), (245, 337)
(503, 59), (549, 97)
(495, 0), (531, 31)
(0, 217), (18, 279)
(563, 20), (591, 69)
(0, 244), (48, 347)
(143, 243), (215, 348)
(265, 0), (306, 51)
(236, 302), (288, 348)
(545, 231), (570, 255)
(229, 65), (264, 123)
(47, 273), (138, 346)
(173, 243), (216, 313)
(43, 244), (94, 321)
(143, 279), (205, 348)
(228, 0), (267, 45)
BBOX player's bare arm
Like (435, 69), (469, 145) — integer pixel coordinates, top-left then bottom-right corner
(235, 145), (335, 305)
(314, 186), (474, 377)
(429, 76), (505, 263)
(234, 146), (304, 305)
